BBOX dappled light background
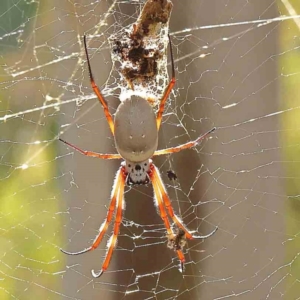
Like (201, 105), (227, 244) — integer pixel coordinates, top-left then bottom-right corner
(0, 0), (299, 299)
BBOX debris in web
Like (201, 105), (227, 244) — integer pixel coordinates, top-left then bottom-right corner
(167, 227), (187, 251)
(111, 0), (173, 105)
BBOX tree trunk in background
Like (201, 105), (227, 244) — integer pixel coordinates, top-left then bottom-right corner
(169, 1), (283, 299)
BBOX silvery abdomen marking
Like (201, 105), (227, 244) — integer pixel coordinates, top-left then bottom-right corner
(114, 96), (158, 163)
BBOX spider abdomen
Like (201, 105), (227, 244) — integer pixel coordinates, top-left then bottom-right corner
(114, 96), (158, 162)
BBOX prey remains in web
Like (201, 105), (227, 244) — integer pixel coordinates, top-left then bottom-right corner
(112, 0), (173, 105)
(59, 34), (217, 278)
(167, 228), (187, 252)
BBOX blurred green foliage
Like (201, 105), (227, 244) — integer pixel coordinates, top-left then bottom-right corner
(0, 115), (63, 299)
(279, 1), (300, 298)
(0, 0), (37, 51)
(0, 1), (63, 299)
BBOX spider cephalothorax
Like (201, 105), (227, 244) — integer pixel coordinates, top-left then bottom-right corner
(123, 160), (151, 185)
(60, 34), (217, 278)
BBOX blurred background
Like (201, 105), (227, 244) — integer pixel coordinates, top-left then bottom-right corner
(0, 0), (299, 299)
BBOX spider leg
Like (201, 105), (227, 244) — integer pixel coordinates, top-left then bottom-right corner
(150, 164), (218, 240)
(177, 249), (185, 273)
(153, 127), (216, 156)
(60, 167), (124, 256)
(84, 35), (115, 135)
(59, 138), (122, 160)
(92, 167), (126, 277)
(156, 34), (176, 130)
(150, 165), (186, 269)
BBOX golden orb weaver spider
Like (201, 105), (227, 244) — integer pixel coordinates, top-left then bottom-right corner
(60, 34), (217, 278)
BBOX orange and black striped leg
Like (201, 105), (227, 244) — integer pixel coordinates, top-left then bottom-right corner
(59, 138), (122, 160)
(83, 35), (115, 135)
(149, 164), (185, 272)
(60, 167), (125, 257)
(153, 127), (216, 157)
(92, 166), (126, 277)
(150, 164), (218, 240)
(156, 34), (176, 130)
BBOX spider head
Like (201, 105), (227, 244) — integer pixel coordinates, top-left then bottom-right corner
(122, 159), (151, 185)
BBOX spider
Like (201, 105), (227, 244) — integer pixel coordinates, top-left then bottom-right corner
(167, 169), (177, 181)
(60, 34), (218, 278)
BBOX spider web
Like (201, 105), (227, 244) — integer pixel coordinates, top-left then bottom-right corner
(0, 0), (299, 299)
